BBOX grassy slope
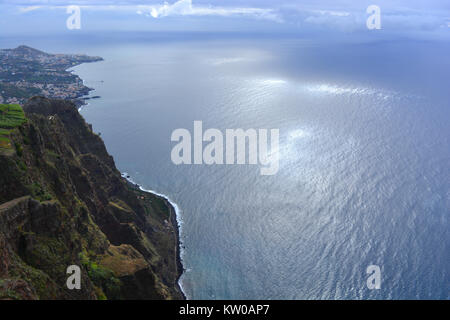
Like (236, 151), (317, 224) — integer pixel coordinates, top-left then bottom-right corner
(0, 104), (26, 150)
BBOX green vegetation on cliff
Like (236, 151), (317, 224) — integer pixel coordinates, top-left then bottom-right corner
(0, 97), (183, 300)
(0, 104), (26, 151)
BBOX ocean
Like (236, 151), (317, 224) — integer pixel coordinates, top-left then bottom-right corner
(4, 33), (449, 299)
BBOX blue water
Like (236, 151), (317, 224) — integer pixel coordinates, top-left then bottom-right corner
(3, 33), (449, 299)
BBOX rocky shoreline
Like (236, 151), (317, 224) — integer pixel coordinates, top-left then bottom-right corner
(75, 49), (187, 298)
(70, 50), (186, 298)
(124, 178), (186, 299)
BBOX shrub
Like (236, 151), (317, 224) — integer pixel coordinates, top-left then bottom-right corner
(14, 142), (23, 157)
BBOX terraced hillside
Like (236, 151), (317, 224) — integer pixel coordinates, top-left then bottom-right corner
(0, 104), (26, 153)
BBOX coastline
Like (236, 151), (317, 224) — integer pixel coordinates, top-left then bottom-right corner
(66, 59), (103, 109)
(121, 173), (187, 299)
(70, 57), (187, 300)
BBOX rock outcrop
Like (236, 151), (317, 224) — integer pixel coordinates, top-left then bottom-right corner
(0, 97), (183, 300)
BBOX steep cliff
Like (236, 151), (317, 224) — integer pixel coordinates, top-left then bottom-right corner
(0, 97), (183, 300)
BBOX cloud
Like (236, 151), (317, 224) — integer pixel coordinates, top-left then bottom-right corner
(6, 0), (450, 38)
(284, 4), (450, 34)
(18, 6), (42, 13)
(314, 10), (350, 17)
(301, 9), (361, 32)
(136, 0), (282, 22)
(13, 0), (282, 22)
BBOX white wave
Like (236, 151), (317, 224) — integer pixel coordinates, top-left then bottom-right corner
(78, 101), (90, 112)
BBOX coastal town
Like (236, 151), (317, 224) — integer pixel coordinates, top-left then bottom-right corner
(0, 45), (103, 106)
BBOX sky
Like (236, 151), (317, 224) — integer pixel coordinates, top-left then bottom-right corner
(1, 0), (449, 40)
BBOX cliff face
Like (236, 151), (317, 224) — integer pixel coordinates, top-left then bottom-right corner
(0, 97), (183, 300)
